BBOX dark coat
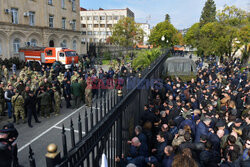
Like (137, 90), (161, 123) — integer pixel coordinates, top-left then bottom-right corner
(155, 141), (167, 161)
(195, 121), (211, 143)
(200, 150), (220, 167)
(162, 154), (174, 167)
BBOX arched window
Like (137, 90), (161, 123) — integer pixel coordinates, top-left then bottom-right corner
(61, 40), (67, 48)
(13, 38), (20, 53)
(31, 39), (37, 46)
(72, 40), (77, 50)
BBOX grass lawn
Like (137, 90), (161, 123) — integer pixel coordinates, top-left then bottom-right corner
(102, 60), (110, 65)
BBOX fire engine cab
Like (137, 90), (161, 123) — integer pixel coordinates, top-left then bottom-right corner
(19, 47), (79, 69)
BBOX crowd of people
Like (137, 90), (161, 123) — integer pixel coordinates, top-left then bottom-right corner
(116, 57), (250, 167)
(0, 56), (135, 167)
(0, 57), (134, 128)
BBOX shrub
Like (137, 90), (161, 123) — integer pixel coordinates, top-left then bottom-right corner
(103, 51), (112, 60)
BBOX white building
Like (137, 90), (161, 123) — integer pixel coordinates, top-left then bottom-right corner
(137, 23), (150, 45)
(80, 8), (134, 44)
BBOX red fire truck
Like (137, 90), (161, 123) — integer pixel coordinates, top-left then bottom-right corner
(19, 47), (79, 69)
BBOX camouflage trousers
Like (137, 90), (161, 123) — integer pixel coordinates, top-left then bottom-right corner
(41, 105), (50, 117)
(85, 94), (92, 107)
(14, 106), (25, 121)
(54, 103), (60, 115)
(0, 99), (5, 115)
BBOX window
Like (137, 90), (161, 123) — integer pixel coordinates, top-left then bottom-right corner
(87, 31), (92, 35)
(72, 20), (76, 30)
(94, 24), (99, 28)
(11, 8), (18, 24)
(81, 31), (86, 35)
(93, 31), (99, 35)
(87, 24), (92, 28)
(29, 12), (35, 26)
(61, 40), (67, 47)
(100, 16), (105, 20)
(61, 0), (65, 8)
(120, 16), (125, 19)
(48, 0), (52, 5)
(100, 24), (105, 28)
(100, 31), (106, 35)
(62, 18), (66, 29)
(107, 16), (112, 20)
(93, 16), (98, 20)
(49, 15), (54, 28)
(94, 38), (99, 42)
(30, 39), (37, 46)
(46, 50), (53, 56)
(72, 40), (77, 50)
(106, 31), (112, 36)
(0, 43), (1, 55)
(87, 16), (92, 20)
(107, 24), (112, 28)
(72, 0), (76, 11)
(82, 24), (86, 28)
(113, 16), (119, 20)
(13, 38), (20, 53)
(59, 53), (64, 57)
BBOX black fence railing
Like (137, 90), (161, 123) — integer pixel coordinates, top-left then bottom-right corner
(28, 49), (170, 167)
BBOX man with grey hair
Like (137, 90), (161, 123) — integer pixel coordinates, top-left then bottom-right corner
(195, 117), (213, 142)
(134, 125), (147, 145)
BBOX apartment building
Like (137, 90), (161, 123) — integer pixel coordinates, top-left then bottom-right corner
(137, 23), (151, 45)
(80, 8), (135, 44)
(0, 0), (81, 58)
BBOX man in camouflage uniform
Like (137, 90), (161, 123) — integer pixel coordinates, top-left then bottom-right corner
(3, 65), (9, 82)
(0, 82), (5, 116)
(52, 87), (61, 116)
(11, 89), (25, 124)
(85, 76), (93, 107)
(37, 89), (51, 118)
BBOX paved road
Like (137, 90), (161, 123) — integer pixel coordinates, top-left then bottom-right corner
(0, 88), (115, 167)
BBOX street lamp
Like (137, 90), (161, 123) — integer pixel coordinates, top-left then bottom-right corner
(161, 36), (165, 41)
(161, 36), (168, 48)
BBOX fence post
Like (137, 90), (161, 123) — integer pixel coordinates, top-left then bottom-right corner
(45, 143), (61, 167)
(70, 119), (75, 148)
(100, 92), (103, 119)
(107, 91), (110, 111)
(95, 100), (98, 125)
(90, 104), (94, 129)
(61, 124), (68, 158)
(85, 108), (89, 133)
(78, 113), (82, 140)
(104, 91), (107, 115)
(29, 145), (36, 167)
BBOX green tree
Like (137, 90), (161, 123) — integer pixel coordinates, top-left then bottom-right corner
(165, 14), (170, 22)
(216, 5), (249, 57)
(148, 20), (179, 47)
(200, 0), (216, 26)
(110, 17), (144, 47)
(184, 23), (200, 48)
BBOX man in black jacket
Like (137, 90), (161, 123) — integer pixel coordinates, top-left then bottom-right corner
(25, 91), (40, 128)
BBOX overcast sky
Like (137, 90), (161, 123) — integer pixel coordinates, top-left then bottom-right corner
(80, 0), (249, 29)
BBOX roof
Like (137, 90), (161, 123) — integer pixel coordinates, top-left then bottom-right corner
(166, 56), (194, 62)
(80, 8), (132, 12)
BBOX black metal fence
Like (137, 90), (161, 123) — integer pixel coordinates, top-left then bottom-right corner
(29, 49), (169, 167)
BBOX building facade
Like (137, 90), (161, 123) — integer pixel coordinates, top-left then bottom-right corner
(80, 8), (134, 44)
(137, 23), (150, 45)
(0, 0), (82, 59)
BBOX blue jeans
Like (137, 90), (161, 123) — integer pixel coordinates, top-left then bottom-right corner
(6, 102), (12, 118)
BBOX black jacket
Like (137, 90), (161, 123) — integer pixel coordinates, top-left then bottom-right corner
(25, 95), (37, 109)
